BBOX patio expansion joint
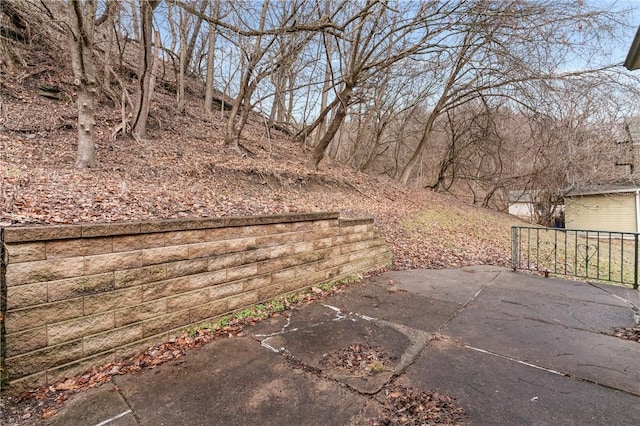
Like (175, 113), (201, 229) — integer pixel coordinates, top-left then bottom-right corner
(463, 344), (640, 398)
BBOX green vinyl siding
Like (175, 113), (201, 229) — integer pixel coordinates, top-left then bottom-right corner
(565, 193), (637, 232)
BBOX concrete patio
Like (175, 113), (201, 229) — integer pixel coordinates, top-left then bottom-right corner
(47, 266), (640, 425)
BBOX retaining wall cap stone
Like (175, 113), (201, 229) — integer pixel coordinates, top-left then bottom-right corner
(1, 212), (341, 243)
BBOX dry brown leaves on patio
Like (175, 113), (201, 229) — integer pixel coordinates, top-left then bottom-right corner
(609, 326), (640, 342)
(375, 385), (466, 426)
(320, 343), (393, 377)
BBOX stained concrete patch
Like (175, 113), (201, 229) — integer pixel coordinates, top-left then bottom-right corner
(401, 339), (640, 426)
(113, 337), (368, 426)
(46, 383), (136, 426)
(325, 276), (462, 332)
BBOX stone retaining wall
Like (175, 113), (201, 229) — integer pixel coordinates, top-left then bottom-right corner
(0, 212), (391, 390)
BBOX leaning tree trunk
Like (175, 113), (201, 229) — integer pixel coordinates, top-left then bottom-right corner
(67, 0), (99, 168)
(311, 84), (352, 170)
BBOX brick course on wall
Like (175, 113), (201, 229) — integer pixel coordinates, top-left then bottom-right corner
(0, 212), (390, 390)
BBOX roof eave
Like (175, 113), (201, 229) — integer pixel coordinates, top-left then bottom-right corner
(624, 26), (640, 70)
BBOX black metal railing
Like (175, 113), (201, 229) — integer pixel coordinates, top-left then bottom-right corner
(511, 226), (639, 289)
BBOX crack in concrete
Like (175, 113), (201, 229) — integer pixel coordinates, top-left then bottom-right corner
(254, 316), (297, 353)
(463, 344), (640, 398)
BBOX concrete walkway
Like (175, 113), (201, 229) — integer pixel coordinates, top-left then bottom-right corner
(47, 266), (640, 425)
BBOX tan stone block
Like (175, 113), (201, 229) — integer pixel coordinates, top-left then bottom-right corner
(48, 273), (115, 302)
(142, 245), (189, 267)
(5, 299), (84, 334)
(46, 237), (112, 259)
(224, 237), (257, 253)
(139, 217), (224, 233)
(332, 235), (348, 246)
(115, 299), (166, 327)
(257, 257), (287, 274)
(5, 326), (47, 357)
(166, 258), (208, 279)
(312, 237), (334, 250)
(347, 249), (369, 262)
(142, 276), (191, 301)
(226, 264), (258, 282)
(112, 233), (165, 252)
(82, 222), (142, 238)
(8, 372), (48, 392)
(291, 241), (314, 254)
(339, 259), (372, 276)
(48, 312), (115, 346)
(255, 231), (305, 247)
(83, 324), (143, 356)
(311, 227), (340, 240)
(243, 249), (264, 264)
(7, 283), (48, 310)
(7, 339), (84, 379)
(164, 229), (207, 245)
(46, 352), (115, 386)
(228, 291), (259, 310)
(209, 282), (243, 300)
(3, 225), (81, 243)
(188, 240), (226, 259)
(84, 287), (143, 315)
(189, 300), (228, 323)
(204, 227), (240, 242)
(268, 244), (295, 258)
(115, 264), (166, 289)
(143, 310), (191, 337)
(5, 242), (46, 262)
(6, 257), (85, 286)
(271, 267), (297, 283)
(166, 289), (209, 313)
(207, 253), (244, 271)
(257, 283), (287, 301)
(189, 270), (226, 290)
(240, 223), (278, 237)
(243, 275), (272, 292)
(84, 251), (144, 276)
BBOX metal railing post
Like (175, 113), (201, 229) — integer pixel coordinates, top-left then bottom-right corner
(511, 226), (518, 271)
(634, 233), (639, 289)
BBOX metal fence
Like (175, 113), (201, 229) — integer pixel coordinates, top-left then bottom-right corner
(511, 226), (639, 289)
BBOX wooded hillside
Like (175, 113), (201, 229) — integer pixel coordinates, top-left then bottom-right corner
(1, 0), (639, 267)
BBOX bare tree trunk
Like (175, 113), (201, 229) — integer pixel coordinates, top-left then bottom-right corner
(131, 0), (160, 139)
(224, 0), (272, 151)
(315, 0), (333, 147)
(312, 84), (352, 170)
(67, 0), (99, 168)
(183, 0), (208, 73)
(177, 6), (188, 114)
(204, 0), (218, 115)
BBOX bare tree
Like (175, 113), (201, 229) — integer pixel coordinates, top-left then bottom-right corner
(306, 1), (457, 170)
(66, 0), (101, 168)
(131, 0), (160, 139)
(397, 0), (630, 185)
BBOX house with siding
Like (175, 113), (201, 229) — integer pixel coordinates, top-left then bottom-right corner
(563, 27), (640, 233)
(564, 184), (640, 232)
